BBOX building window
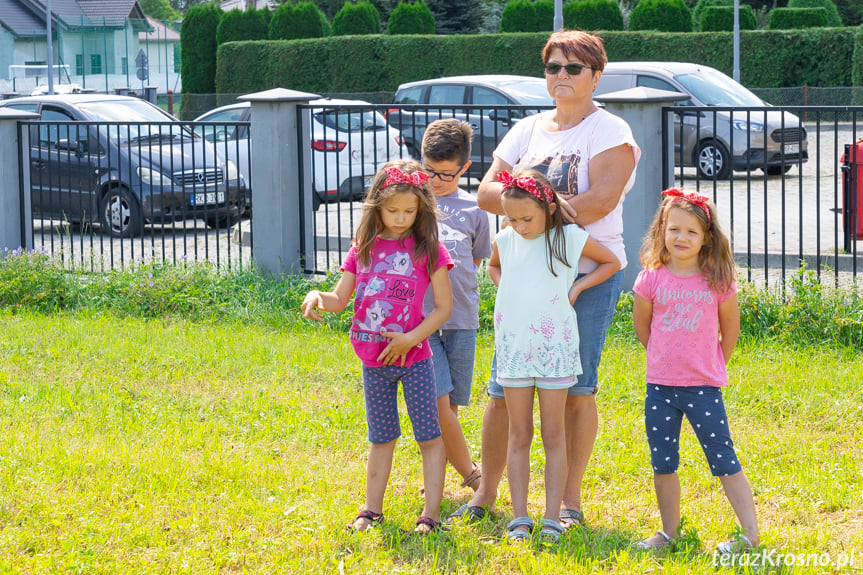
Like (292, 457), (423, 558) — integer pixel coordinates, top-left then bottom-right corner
(121, 57), (128, 75)
(75, 54), (84, 75)
(90, 54), (102, 75)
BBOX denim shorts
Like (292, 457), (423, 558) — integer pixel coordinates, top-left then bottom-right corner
(644, 384), (743, 477)
(487, 270), (623, 399)
(429, 329), (477, 406)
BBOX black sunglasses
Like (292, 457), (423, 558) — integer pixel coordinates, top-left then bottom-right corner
(544, 62), (593, 76)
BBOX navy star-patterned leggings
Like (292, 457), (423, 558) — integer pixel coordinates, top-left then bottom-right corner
(644, 384), (743, 477)
(362, 358), (441, 444)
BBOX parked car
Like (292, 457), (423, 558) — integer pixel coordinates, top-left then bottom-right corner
(387, 75), (555, 179)
(594, 62), (808, 179)
(0, 94), (245, 237)
(194, 98), (408, 210)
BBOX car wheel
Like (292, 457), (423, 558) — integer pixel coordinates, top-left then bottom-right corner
(101, 187), (142, 238)
(204, 214), (240, 229)
(764, 164), (793, 176)
(696, 139), (731, 180)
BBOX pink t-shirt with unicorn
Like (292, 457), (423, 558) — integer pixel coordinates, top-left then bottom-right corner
(633, 266), (737, 387)
(342, 237), (453, 367)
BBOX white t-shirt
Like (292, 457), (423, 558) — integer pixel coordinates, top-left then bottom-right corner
(494, 108), (641, 273)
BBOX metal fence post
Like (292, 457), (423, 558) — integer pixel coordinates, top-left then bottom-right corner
(595, 87), (689, 292)
(0, 109), (37, 254)
(239, 88), (319, 277)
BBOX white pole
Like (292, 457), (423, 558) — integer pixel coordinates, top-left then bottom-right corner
(733, 0), (740, 82)
(554, 0), (563, 31)
(46, 0), (54, 94)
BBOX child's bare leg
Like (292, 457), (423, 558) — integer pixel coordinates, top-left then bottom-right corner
(466, 397), (507, 511)
(537, 387), (568, 522)
(418, 436), (446, 522)
(352, 439), (396, 531)
(503, 386), (535, 534)
(649, 472), (681, 544)
(719, 470), (760, 545)
(436, 395), (479, 491)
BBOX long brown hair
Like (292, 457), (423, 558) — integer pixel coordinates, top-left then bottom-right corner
(501, 168), (570, 277)
(640, 194), (736, 293)
(354, 159), (440, 275)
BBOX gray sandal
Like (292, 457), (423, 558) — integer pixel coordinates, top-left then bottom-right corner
(539, 518), (565, 542)
(506, 516), (534, 544)
(559, 508), (585, 529)
(632, 529), (673, 551)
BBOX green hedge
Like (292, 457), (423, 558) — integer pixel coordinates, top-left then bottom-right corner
(630, 0), (692, 32)
(769, 7), (830, 29)
(216, 8), (268, 45)
(215, 28), (858, 95)
(388, 1), (435, 34)
(563, 0), (625, 31)
(500, 0), (537, 33)
(700, 5), (757, 31)
(787, 0), (843, 27)
(692, 0), (731, 30)
(332, 1), (381, 35)
(181, 4), (222, 94)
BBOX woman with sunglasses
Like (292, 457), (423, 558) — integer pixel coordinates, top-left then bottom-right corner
(450, 30), (641, 531)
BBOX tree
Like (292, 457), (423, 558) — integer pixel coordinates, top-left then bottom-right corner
(139, 0), (181, 20)
(787, 0), (843, 27)
(388, 1), (436, 34)
(216, 8), (268, 45)
(333, 1), (382, 35)
(181, 4), (221, 93)
(425, 0), (482, 34)
(629, 0), (692, 31)
(499, 0), (536, 32)
(534, 0), (554, 31)
(269, 1), (331, 40)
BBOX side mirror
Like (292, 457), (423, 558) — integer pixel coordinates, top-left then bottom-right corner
(55, 139), (80, 153)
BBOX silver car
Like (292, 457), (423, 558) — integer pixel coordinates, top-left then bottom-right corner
(595, 62), (808, 179)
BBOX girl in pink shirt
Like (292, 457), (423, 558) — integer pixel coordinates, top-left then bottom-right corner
(631, 189), (760, 554)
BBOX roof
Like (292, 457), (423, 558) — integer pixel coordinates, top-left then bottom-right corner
(139, 15), (179, 42)
(0, 0), (144, 35)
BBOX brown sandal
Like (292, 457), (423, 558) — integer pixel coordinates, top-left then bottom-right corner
(460, 462), (482, 490)
(346, 509), (384, 532)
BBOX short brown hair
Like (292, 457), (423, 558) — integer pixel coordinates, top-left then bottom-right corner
(542, 30), (608, 72)
(421, 119), (473, 165)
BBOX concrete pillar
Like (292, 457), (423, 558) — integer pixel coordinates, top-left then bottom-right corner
(595, 87), (689, 292)
(0, 108), (37, 254)
(239, 88), (319, 276)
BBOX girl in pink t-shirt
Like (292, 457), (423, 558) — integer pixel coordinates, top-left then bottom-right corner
(301, 160), (453, 534)
(631, 189), (760, 554)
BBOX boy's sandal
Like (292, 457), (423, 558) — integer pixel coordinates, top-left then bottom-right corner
(414, 516), (447, 534)
(559, 508), (585, 529)
(460, 462), (482, 490)
(446, 503), (487, 523)
(505, 516), (534, 544)
(632, 529), (673, 551)
(717, 534), (755, 554)
(345, 509), (384, 532)
(539, 518), (566, 542)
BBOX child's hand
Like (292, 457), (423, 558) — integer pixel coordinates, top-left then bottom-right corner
(301, 291), (324, 321)
(377, 330), (415, 366)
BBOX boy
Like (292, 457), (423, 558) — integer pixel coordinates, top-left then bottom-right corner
(421, 119), (492, 500)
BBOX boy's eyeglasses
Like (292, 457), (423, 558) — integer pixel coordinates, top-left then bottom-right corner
(421, 159), (468, 182)
(544, 62), (593, 76)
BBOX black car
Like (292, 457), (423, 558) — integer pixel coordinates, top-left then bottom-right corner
(0, 94), (246, 237)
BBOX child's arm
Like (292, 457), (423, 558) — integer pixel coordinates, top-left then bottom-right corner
(378, 266), (452, 367)
(487, 242), (501, 287)
(632, 293), (652, 349)
(718, 293), (740, 363)
(568, 237), (621, 304)
(300, 272), (356, 321)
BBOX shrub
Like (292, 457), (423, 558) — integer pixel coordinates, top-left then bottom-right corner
(691, 0), (731, 30)
(788, 0), (843, 27)
(853, 25), (863, 103)
(387, 1), (436, 34)
(333, 1), (381, 35)
(216, 8), (268, 45)
(700, 5), (757, 31)
(499, 0), (537, 32)
(535, 0), (555, 30)
(563, 0), (625, 31)
(269, 1), (331, 40)
(768, 7), (830, 29)
(181, 4), (222, 94)
(629, 0), (692, 31)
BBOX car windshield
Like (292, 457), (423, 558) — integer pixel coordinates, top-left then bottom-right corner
(674, 69), (765, 107)
(491, 80), (555, 106)
(314, 108), (387, 132)
(77, 99), (190, 141)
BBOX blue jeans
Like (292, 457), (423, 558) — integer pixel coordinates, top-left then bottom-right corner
(487, 269), (623, 398)
(429, 329), (477, 406)
(644, 384), (743, 477)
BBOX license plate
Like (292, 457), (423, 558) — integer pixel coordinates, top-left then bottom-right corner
(784, 143), (799, 154)
(190, 191), (225, 205)
(363, 176), (373, 188)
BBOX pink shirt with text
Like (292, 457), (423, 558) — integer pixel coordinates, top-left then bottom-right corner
(633, 266), (737, 387)
(341, 237), (453, 367)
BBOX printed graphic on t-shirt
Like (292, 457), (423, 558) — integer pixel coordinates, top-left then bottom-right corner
(656, 285), (715, 334)
(351, 250), (418, 343)
(521, 152), (582, 196)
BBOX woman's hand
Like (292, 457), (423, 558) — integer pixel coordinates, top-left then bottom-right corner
(556, 193), (578, 224)
(377, 330), (415, 366)
(568, 281), (584, 305)
(301, 290), (324, 321)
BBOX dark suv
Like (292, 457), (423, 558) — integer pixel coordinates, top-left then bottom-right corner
(0, 94), (246, 237)
(387, 75), (555, 179)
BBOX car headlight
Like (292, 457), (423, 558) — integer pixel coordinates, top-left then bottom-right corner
(224, 160), (239, 181)
(137, 167), (174, 186)
(732, 119), (764, 133)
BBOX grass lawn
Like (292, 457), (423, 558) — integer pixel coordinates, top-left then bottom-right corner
(0, 312), (861, 573)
